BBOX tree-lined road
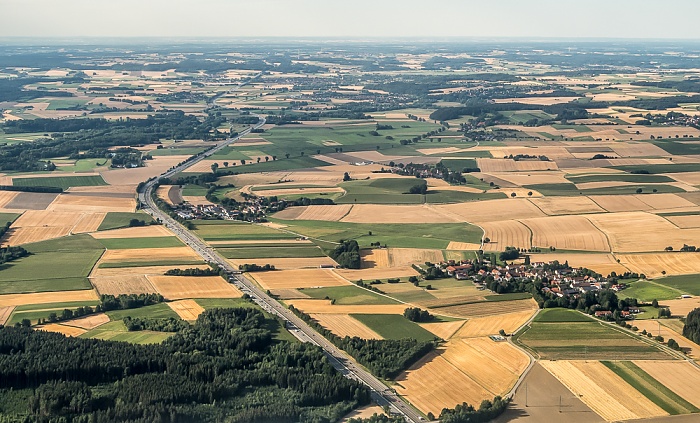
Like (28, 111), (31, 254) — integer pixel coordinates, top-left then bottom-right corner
(137, 109), (424, 422)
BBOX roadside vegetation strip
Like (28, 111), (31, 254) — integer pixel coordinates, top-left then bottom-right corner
(602, 361), (699, 415)
(12, 175), (108, 190)
(351, 314), (437, 342)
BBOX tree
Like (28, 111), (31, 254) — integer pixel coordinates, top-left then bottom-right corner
(636, 188), (643, 194)
(256, 157), (261, 163)
(285, 153), (290, 159)
(652, 299), (659, 308)
(223, 161), (229, 167)
(300, 151), (305, 157)
(483, 237), (491, 244)
(527, 191), (533, 196)
(265, 156), (269, 162)
(240, 159), (246, 165)
(210, 162), (219, 174)
(343, 172), (351, 182)
(510, 192), (516, 198)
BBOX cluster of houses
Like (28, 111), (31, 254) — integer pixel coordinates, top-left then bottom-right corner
(171, 197), (274, 222)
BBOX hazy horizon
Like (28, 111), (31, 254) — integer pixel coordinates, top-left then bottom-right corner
(2, 0), (700, 40)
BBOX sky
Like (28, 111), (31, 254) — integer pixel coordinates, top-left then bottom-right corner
(1, 0), (700, 40)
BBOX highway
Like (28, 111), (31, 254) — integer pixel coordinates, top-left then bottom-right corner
(136, 101), (425, 422)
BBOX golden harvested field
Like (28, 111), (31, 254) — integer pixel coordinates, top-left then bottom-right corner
(661, 297), (700, 318)
(168, 299), (205, 321)
(146, 275), (242, 300)
(477, 159), (558, 173)
(633, 320), (700, 358)
(588, 195), (653, 212)
(529, 196), (605, 216)
(418, 285), (485, 302)
(36, 323), (87, 337)
(634, 361), (700, 409)
(453, 310), (536, 338)
(445, 241), (483, 250)
(269, 288), (310, 299)
(156, 185), (176, 205)
(227, 257), (337, 270)
(341, 204), (460, 224)
(285, 299), (407, 315)
(384, 248), (444, 267)
(522, 215), (610, 251)
(91, 225), (173, 239)
(0, 290), (99, 307)
(275, 204), (353, 221)
(90, 275), (157, 295)
(62, 313), (110, 330)
(91, 264), (210, 278)
(667, 171), (700, 186)
(360, 249), (389, 268)
(254, 187), (345, 197)
(340, 405), (386, 422)
(71, 212), (107, 233)
(0, 306), (14, 325)
(0, 190), (18, 208)
(334, 266), (419, 281)
(481, 220), (532, 249)
(2, 226), (72, 246)
(617, 253), (700, 278)
(395, 352), (492, 415)
(310, 313), (382, 339)
(490, 171), (570, 186)
(588, 212), (700, 252)
(540, 360), (668, 422)
(664, 214), (700, 229)
(433, 299), (538, 319)
(250, 269), (351, 290)
(636, 193), (697, 210)
(100, 156), (191, 185)
(530, 253), (628, 277)
(47, 194), (136, 213)
(396, 337), (529, 416)
(419, 320), (465, 340)
(100, 247), (202, 263)
(436, 199), (546, 223)
(209, 239), (313, 246)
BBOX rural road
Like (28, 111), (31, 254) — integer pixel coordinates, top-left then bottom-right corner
(137, 81), (425, 423)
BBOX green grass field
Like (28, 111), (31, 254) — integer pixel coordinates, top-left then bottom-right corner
(611, 164), (700, 174)
(97, 212), (153, 231)
(0, 235), (103, 294)
(7, 301), (100, 325)
(352, 314), (437, 342)
(193, 221), (294, 241)
(55, 159), (110, 173)
(81, 321), (174, 344)
(12, 175), (107, 190)
(195, 298), (258, 309)
(97, 236), (184, 250)
(602, 361), (699, 415)
(533, 308), (594, 323)
(270, 219), (483, 249)
(105, 303), (180, 320)
(485, 292), (533, 302)
(567, 174), (675, 183)
(218, 246), (327, 259)
(619, 280), (681, 302)
(149, 147), (207, 157)
(182, 184), (209, 196)
(300, 285), (400, 305)
(516, 319), (668, 360)
(654, 274), (700, 296)
(0, 212), (20, 227)
(336, 178), (504, 204)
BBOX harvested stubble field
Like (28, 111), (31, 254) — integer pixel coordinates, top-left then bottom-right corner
(477, 158), (558, 173)
(0, 190), (18, 208)
(664, 214), (700, 229)
(36, 323), (87, 337)
(445, 241), (482, 250)
(396, 337), (529, 416)
(617, 253), (700, 278)
(541, 360), (668, 422)
(227, 257), (336, 270)
(71, 213), (107, 233)
(250, 269), (351, 290)
(310, 313), (382, 339)
(90, 225), (173, 239)
(99, 155), (191, 185)
(453, 310), (537, 338)
(0, 290), (99, 307)
(529, 196), (605, 216)
(436, 198), (546, 223)
(167, 299), (205, 321)
(91, 264), (210, 278)
(588, 212), (700, 252)
(637, 193), (698, 210)
(90, 275), (157, 296)
(61, 313), (110, 330)
(146, 275), (242, 300)
(334, 267), (419, 281)
(3, 210), (83, 245)
(99, 246), (202, 263)
(285, 299), (407, 315)
(522, 215), (610, 251)
(47, 194), (135, 213)
(634, 361), (700, 409)
(633, 320), (700, 358)
(0, 306), (14, 325)
(269, 288), (310, 299)
(481, 220), (532, 250)
(3, 192), (59, 210)
(419, 320), (465, 340)
(432, 298), (538, 318)
(360, 248), (444, 269)
(340, 204), (461, 224)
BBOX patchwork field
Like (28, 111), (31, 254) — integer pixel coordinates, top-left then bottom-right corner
(433, 298), (539, 319)
(618, 253), (700, 278)
(634, 361), (700, 409)
(250, 269), (351, 289)
(453, 310), (536, 338)
(481, 220), (532, 249)
(0, 290), (99, 307)
(274, 204), (353, 221)
(530, 253), (629, 277)
(522, 215), (610, 251)
(146, 275), (242, 300)
(168, 299), (205, 320)
(285, 299), (407, 314)
(90, 225), (173, 239)
(311, 313), (382, 339)
(90, 275), (157, 296)
(541, 360), (668, 422)
(99, 246), (202, 263)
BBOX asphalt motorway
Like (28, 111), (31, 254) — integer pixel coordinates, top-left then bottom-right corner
(136, 118), (425, 422)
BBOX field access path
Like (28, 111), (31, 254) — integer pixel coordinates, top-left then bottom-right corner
(137, 89), (424, 423)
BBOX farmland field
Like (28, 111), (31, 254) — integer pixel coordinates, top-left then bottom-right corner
(97, 212), (154, 231)
(351, 314), (436, 342)
(300, 285), (399, 305)
(12, 175), (107, 189)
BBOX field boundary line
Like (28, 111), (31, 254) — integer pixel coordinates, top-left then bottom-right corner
(506, 308), (540, 398)
(516, 219), (535, 247)
(583, 215), (616, 255)
(426, 204), (485, 249)
(525, 198), (549, 216)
